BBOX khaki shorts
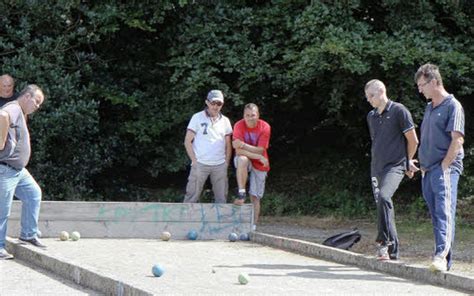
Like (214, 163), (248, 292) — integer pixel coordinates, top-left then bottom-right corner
(234, 156), (267, 199)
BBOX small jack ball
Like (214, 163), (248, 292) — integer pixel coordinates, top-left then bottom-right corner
(228, 232), (238, 242)
(152, 264), (164, 277)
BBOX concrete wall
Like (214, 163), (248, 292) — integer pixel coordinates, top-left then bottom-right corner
(8, 201), (253, 240)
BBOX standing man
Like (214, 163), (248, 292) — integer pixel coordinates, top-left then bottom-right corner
(232, 103), (271, 231)
(415, 63), (465, 272)
(0, 74), (19, 107)
(0, 84), (46, 260)
(365, 79), (419, 260)
(183, 90), (233, 203)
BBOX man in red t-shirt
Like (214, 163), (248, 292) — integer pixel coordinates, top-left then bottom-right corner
(232, 103), (271, 231)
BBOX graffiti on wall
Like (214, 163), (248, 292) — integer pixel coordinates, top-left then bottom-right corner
(96, 203), (252, 235)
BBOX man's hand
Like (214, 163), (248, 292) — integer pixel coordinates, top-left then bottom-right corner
(405, 159), (419, 179)
(233, 139), (245, 149)
(408, 159), (420, 173)
(441, 160), (450, 171)
(259, 155), (269, 167)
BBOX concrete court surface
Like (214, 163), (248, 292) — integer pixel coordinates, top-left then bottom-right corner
(8, 238), (468, 295)
(0, 258), (100, 295)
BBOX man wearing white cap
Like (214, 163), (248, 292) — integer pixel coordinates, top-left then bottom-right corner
(183, 90), (233, 203)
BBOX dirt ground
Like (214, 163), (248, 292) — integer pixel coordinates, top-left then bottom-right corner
(258, 215), (474, 277)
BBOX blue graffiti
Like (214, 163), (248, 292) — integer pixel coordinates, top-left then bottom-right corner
(96, 203), (252, 235)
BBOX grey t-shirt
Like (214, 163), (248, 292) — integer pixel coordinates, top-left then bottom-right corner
(0, 101), (30, 169)
(367, 100), (415, 176)
(419, 95), (464, 173)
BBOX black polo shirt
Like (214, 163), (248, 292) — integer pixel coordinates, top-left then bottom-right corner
(367, 100), (415, 176)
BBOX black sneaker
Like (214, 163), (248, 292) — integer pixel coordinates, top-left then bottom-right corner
(233, 192), (246, 206)
(0, 249), (14, 260)
(19, 237), (47, 249)
(237, 192), (247, 200)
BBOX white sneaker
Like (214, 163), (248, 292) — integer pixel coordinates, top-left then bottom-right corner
(251, 224), (257, 231)
(376, 244), (390, 261)
(429, 256), (447, 272)
(0, 249), (14, 260)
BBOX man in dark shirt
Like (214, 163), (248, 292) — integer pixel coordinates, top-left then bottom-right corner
(365, 79), (419, 261)
(0, 74), (18, 107)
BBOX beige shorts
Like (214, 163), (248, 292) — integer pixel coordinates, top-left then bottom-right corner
(234, 156), (267, 199)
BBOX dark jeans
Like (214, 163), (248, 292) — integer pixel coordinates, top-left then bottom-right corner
(371, 167), (404, 259)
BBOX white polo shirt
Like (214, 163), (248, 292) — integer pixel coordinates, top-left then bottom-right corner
(187, 110), (232, 165)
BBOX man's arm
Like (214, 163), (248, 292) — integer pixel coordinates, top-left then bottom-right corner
(235, 148), (268, 167)
(184, 130), (197, 166)
(404, 128), (419, 178)
(232, 139), (264, 155)
(0, 110), (10, 150)
(225, 135), (232, 165)
(441, 131), (464, 171)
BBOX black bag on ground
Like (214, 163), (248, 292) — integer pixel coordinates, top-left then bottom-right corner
(322, 228), (361, 250)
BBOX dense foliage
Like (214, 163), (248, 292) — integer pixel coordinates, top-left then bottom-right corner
(1, 0), (472, 215)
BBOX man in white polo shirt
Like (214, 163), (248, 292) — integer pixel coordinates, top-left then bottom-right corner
(183, 90), (233, 203)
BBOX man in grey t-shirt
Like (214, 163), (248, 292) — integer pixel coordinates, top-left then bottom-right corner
(365, 80), (419, 261)
(0, 84), (45, 260)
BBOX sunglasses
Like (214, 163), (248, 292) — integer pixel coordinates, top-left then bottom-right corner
(417, 79), (432, 88)
(209, 101), (223, 107)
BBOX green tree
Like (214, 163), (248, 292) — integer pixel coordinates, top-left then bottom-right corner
(1, 0), (472, 212)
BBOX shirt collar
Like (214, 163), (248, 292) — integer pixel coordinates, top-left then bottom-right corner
(204, 108), (222, 120)
(371, 100), (392, 116)
(431, 94), (453, 110)
(440, 94), (453, 106)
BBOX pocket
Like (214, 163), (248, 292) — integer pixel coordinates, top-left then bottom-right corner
(433, 163), (445, 173)
(185, 166), (198, 196)
(440, 163), (450, 173)
(0, 164), (20, 178)
(193, 162), (202, 174)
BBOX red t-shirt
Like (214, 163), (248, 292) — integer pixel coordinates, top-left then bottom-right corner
(233, 119), (271, 171)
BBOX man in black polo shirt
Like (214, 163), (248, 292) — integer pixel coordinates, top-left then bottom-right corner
(0, 74), (19, 107)
(365, 79), (419, 260)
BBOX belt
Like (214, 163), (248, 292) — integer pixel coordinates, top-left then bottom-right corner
(0, 162), (20, 171)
